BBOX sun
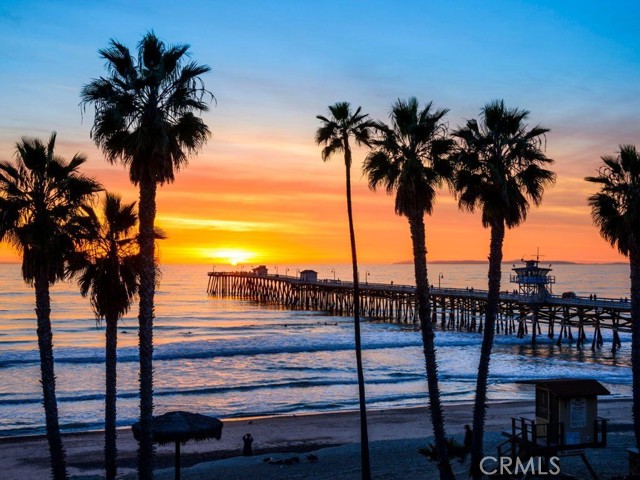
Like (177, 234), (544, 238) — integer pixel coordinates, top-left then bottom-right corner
(207, 248), (256, 266)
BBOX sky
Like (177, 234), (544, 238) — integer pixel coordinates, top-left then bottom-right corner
(0, 0), (639, 265)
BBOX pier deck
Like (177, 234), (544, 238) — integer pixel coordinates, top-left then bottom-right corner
(207, 272), (632, 351)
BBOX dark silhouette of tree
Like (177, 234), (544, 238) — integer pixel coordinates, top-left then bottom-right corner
(364, 97), (455, 480)
(316, 102), (374, 480)
(452, 100), (555, 478)
(0, 133), (101, 480)
(81, 32), (212, 479)
(586, 145), (640, 447)
(68, 193), (140, 480)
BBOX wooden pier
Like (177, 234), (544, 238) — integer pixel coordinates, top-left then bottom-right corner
(207, 271), (632, 351)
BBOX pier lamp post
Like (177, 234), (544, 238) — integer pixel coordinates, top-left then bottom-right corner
(438, 273), (444, 289)
(275, 266), (279, 276)
(331, 268), (336, 280)
(296, 268), (300, 279)
(366, 271), (370, 285)
(285, 268), (289, 277)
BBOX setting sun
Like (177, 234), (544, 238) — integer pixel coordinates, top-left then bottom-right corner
(204, 248), (257, 266)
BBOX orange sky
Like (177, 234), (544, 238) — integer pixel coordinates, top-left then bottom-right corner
(1, 2), (638, 266)
(0, 131), (626, 266)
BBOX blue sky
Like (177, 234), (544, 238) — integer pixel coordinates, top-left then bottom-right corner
(1, 1), (639, 263)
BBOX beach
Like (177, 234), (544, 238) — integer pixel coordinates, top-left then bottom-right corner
(1, 398), (633, 479)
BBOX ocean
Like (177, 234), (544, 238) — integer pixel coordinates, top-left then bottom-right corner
(0, 262), (632, 437)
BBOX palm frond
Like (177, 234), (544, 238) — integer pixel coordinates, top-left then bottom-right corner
(82, 33), (213, 186)
(0, 133), (102, 285)
(586, 145), (640, 256)
(452, 99), (554, 230)
(364, 98), (453, 218)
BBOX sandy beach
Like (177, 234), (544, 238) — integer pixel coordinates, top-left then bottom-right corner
(0, 398), (634, 479)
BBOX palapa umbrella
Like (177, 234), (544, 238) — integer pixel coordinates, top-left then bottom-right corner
(132, 411), (223, 480)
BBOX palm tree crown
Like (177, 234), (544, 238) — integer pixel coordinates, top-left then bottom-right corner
(80, 31), (212, 185)
(70, 193), (140, 321)
(315, 102), (373, 166)
(364, 97), (454, 216)
(453, 100), (555, 227)
(0, 133), (102, 281)
(586, 145), (640, 255)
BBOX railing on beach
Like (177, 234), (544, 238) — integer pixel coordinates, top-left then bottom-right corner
(207, 271), (632, 351)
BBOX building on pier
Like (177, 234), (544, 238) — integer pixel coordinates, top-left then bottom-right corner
(299, 269), (318, 282)
(252, 265), (269, 276)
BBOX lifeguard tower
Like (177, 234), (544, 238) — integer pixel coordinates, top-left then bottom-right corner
(498, 379), (609, 478)
(510, 254), (555, 301)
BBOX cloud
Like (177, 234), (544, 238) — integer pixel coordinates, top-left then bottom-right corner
(156, 216), (285, 232)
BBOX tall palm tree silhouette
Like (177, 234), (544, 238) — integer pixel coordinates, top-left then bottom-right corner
(586, 145), (640, 448)
(0, 133), (101, 480)
(316, 102), (374, 479)
(69, 193), (141, 480)
(453, 100), (555, 478)
(81, 32), (212, 479)
(364, 97), (455, 480)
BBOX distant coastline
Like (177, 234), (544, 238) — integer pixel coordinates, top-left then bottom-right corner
(393, 259), (627, 265)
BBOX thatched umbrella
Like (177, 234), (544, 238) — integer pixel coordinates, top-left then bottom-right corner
(132, 411), (223, 480)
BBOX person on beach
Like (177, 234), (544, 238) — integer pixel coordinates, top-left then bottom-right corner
(464, 425), (473, 452)
(243, 433), (254, 456)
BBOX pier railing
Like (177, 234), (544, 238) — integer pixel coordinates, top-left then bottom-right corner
(207, 271), (631, 351)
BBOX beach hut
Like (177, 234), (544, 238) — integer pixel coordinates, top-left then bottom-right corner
(498, 379), (609, 478)
(252, 265), (268, 276)
(521, 378), (610, 447)
(299, 270), (318, 282)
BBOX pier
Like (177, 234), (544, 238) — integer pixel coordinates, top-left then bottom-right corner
(206, 269), (632, 352)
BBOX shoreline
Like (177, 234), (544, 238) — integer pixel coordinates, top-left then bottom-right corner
(1, 398), (633, 479)
(0, 394), (631, 442)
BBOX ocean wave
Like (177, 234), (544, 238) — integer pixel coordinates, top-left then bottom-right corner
(0, 373), (427, 406)
(0, 336), (426, 367)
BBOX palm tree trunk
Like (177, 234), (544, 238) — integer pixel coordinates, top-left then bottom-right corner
(137, 176), (157, 480)
(408, 213), (454, 480)
(470, 220), (505, 479)
(344, 149), (371, 480)
(105, 315), (118, 480)
(630, 245), (640, 448)
(34, 273), (68, 480)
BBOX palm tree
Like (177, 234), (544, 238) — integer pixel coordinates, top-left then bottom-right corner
(68, 193), (140, 480)
(452, 100), (555, 478)
(81, 32), (212, 478)
(364, 97), (455, 480)
(0, 133), (101, 480)
(316, 102), (374, 479)
(586, 145), (640, 448)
